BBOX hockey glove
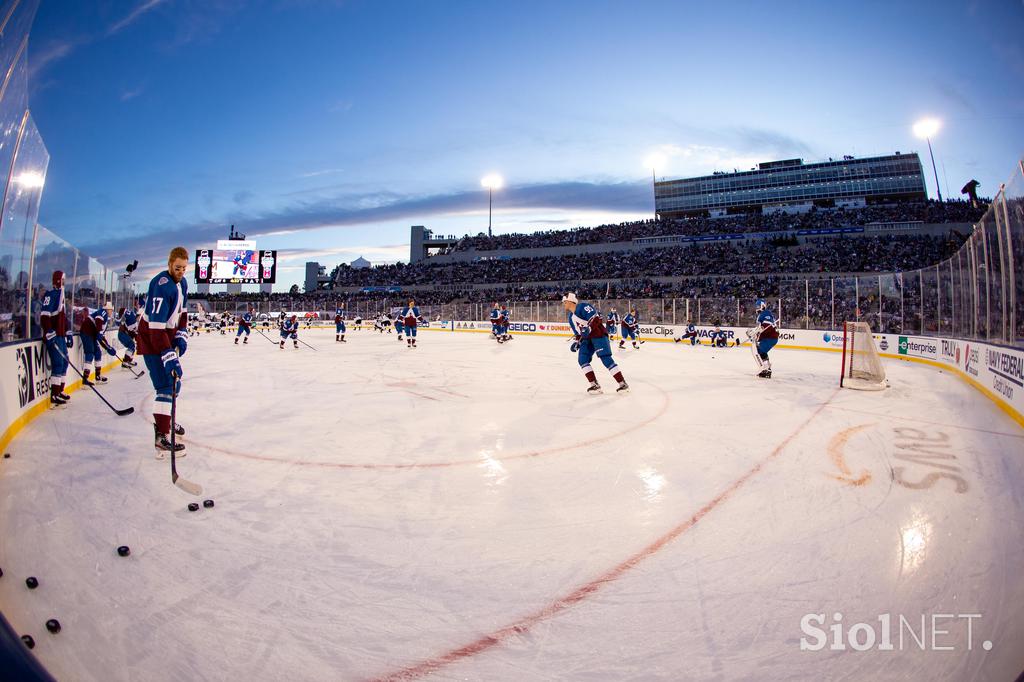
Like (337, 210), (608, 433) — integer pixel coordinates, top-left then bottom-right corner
(162, 350), (183, 379)
(101, 338), (117, 356)
(174, 330), (188, 357)
(570, 340), (580, 353)
(65, 333), (74, 349)
(44, 330), (57, 344)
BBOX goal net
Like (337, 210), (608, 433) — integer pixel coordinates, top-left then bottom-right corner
(840, 321), (888, 391)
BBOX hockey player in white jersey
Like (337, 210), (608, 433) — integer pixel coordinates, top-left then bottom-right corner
(563, 293), (628, 394)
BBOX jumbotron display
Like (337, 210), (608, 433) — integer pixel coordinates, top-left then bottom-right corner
(195, 243), (277, 284)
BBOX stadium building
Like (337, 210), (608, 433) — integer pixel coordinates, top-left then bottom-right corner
(655, 153), (927, 219)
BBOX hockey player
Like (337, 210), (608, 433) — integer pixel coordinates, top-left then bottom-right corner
(235, 305), (253, 345)
(489, 303), (501, 342)
(619, 309), (640, 350)
(117, 297), (143, 367)
(231, 250), (251, 277)
(605, 307), (620, 341)
(138, 247), (189, 455)
(674, 321), (699, 346)
(79, 302), (117, 385)
(39, 270), (73, 407)
(710, 323), (730, 348)
(280, 314), (299, 349)
(334, 308), (347, 342)
(498, 304), (512, 342)
(402, 299), (420, 348)
(747, 298), (780, 378)
(563, 293), (629, 394)
(394, 311), (405, 341)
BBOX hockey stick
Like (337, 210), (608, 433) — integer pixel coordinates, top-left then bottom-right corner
(169, 376), (202, 496)
(255, 329), (280, 345)
(746, 329), (763, 368)
(296, 337), (318, 352)
(119, 359), (146, 379)
(55, 347), (134, 416)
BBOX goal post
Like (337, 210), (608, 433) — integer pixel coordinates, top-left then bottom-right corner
(840, 321), (888, 391)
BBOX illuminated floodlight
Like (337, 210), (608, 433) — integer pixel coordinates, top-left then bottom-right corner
(912, 118), (941, 140)
(480, 174), (504, 190)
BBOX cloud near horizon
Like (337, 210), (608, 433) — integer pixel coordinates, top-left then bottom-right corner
(84, 178), (653, 272)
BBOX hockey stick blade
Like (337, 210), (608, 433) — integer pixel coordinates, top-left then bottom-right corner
(172, 472), (202, 496)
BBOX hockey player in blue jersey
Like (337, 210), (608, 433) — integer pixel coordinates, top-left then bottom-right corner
(489, 303), (502, 342)
(747, 298), (780, 378)
(710, 322), (730, 348)
(563, 293), (629, 394)
(232, 250), (252, 277)
(280, 314), (299, 349)
(402, 299), (420, 348)
(674, 321), (699, 345)
(498, 304), (512, 342)
(605, 308), (620, 340)
(39, 270), (73, 406)
(138, 247), (189, 455)
(235, 305), (254, 345)
(79, 301), (117, 385)
(117, 297), (143, 367)
(394, 312), (406, 341)
(334, 308), (347, 342)
(619, 309), (640, 350)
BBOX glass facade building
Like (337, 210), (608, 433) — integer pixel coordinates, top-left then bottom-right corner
(655, 153), (927, 218)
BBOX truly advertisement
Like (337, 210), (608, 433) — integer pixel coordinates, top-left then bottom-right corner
(940, 339), (961, 365)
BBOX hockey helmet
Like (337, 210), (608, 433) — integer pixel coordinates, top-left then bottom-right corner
(562, 293), (578, 304)
(755, 298), (767, 312)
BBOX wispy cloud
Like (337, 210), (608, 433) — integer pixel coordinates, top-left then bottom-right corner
(107, 0), (169, 36)
(82, 178), (652, 269)
(299, 168), (345, 178)
(120, 85), (146, 101)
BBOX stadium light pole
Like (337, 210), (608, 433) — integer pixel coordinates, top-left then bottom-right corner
(481, 174), (503, 238)
(912, 118), (943, 202)
(644, 153), (667, 219)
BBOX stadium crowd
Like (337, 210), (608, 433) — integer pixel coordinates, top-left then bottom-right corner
(330, 234), (964, 289)
(447, 199), (984, 252)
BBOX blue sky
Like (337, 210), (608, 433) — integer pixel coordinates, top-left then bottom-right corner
(28, 0), (1024, 290)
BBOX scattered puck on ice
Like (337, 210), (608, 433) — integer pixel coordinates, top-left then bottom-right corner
(0, 566), (4, 577)
(187, 502), (199, 512)
(25, 576), (38, 589)
(117, 546), (131, 557)
(21, 634), (34, 649)
(45, 619), (61, 634)
(3, 452), (9, 458)
(203, 499), (214, 508)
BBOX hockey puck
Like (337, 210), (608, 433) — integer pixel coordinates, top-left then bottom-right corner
(187, 502), (199, 512)
(45, 619), (61, 634)
(0, 566), (3, 578)
(117, 545), (131, 557)
(202, 499), (214, 508)
(21, 634), (34, 649)
(25, 576), (38, 589)
(3, 452), (9, 458)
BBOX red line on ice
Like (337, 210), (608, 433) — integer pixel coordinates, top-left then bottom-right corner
(368, 388), (840, 681)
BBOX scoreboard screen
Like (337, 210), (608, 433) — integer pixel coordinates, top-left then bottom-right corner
(195, 248), (277, 284)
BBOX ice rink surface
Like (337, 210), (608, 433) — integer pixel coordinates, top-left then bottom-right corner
(2, 326), (1023, 681)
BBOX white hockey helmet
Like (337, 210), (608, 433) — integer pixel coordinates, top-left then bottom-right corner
(562, 293), (578, 305)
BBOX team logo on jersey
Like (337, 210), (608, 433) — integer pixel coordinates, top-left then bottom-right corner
(158, 276), (169, 285)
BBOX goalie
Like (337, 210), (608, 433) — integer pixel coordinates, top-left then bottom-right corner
(746, 298), (779, 379)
